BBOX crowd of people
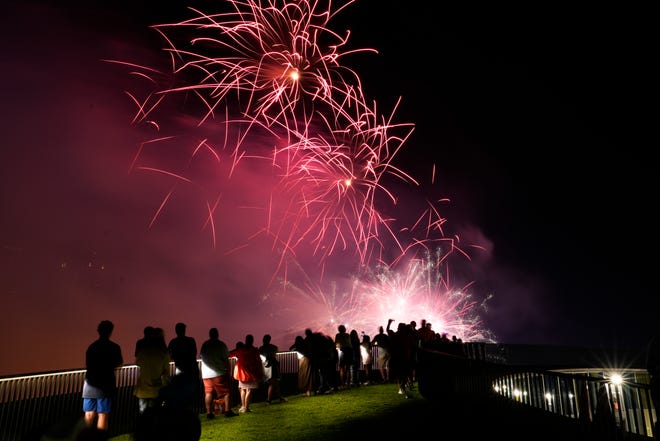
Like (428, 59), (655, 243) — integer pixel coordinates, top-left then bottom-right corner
(70, 317), (471, 440)
(22, 318), (660, 440)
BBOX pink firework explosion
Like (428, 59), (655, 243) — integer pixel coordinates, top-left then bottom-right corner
(109, 1), (494, 340)
(264, 95), (417, 271)
(356, 247), (496, 343)
(108, 0), (442, 274)
(267, 246), (496, 343)
(148, 0), (376, 134)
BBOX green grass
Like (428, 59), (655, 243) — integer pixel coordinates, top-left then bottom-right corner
(110, 383), (428, 441)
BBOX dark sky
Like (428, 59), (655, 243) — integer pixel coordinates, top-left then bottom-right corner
(1, 1), (654, 376)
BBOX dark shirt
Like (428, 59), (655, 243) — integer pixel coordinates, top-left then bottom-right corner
(168, 336), (199, 375)
(372, 332), (390, 351)
(259, 342), (279, 365)
(85, 337), (123, 394)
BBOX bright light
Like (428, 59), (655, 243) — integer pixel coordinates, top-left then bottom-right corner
(545, 393), (553, 402)
(609, 373), (623, 385)
(360, 345), (369, 361)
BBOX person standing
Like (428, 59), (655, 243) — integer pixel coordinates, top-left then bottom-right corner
(230, 334), (264, 413)
(134, 326), (170, 414)
(161, 322), (199, 411)
(318, 333), (339, 393)
(349, 329), (361, 387)
(135, 326), (155, 357)
(259, 333), (287, 404)
(82, 320), (123, 432)
(334, 324), (353, 389)
(200, 327), (237, 419)
(372, 325), (390, 383)
(167, 322), (198, 376)
(387, 319), (416, 398)
(360, 333), (373, 385)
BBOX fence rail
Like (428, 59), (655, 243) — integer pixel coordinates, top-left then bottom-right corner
(417, 348), (656, 440)
(0, 350), (336, 440)
(1, 344), (654, 440)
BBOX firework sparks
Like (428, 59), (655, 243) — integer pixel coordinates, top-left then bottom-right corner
(356, 247), (496, 342)
(261, 94), (418, 272)
(148, 0), (376, 133)
(110, 0), (439, 270)
(266, 247), (496, 343)
(112, 0), (496, 342)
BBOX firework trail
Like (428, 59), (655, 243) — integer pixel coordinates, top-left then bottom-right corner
(261, 93), (418, 274)
(110, 0), (436, 266)
(110, 0), (495, 341)
(144, 0), (376, 135)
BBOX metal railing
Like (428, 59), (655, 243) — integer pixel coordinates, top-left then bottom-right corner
(2, 344), (654, 440)
(491, 368), (655, 438)
(417, 348), (656, 440)
(0, 350), (326, 440)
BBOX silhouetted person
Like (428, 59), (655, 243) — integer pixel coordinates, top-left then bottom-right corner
(324, 334), (340, 392)
(200, 327), (237, 418)
(290, 334), (314, 396)
(311, 331), (334, 394)
(160, 323), (199, 411)
(387, 319), (415, 398)
(82, 320), (123, 432)
(167, 322), (198, 376)
(418, 320), (435, 347)
(349, 329), (361, 386)
(360, 333), (373, 384)
(306, 328), (325, 390)
(334, 324), (353, 389)
(134, 326), (170, 413)
(372, 325), (390, 382)
(259, 333), (287, 404)
(230, 334), (264, 412)
(135, 326), (155, 357)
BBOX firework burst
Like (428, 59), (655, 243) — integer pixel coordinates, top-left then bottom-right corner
(111, 0), (496, 342)
(147, 0), (375, 134)
(266, 246), (496, 343)
(356, 247), (496, 342)
(260, 94), (417, 273)
(108, 0), (407, 263)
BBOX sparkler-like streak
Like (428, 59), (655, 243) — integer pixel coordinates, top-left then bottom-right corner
(112, 0), (496, 340)
(109, 0), (392, 256)
(262, 94), (417, 273)
(149, 0), (376, 135)
(111, 0), (431, 265)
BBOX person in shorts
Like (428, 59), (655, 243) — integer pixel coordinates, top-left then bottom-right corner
(200, 327), (237, 418)
(82, 320), (123, 431)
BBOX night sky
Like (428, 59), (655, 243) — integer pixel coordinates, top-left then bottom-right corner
(1, 1), (654, 376)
